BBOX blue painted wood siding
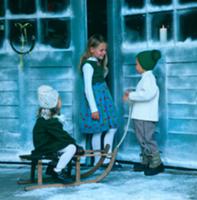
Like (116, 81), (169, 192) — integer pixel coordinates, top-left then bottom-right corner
(0, 0), (87, 159)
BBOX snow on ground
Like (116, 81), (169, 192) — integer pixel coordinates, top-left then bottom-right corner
(3, 165), (194, 200)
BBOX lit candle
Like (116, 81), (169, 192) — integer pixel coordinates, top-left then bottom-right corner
(160, 25), (167, 43)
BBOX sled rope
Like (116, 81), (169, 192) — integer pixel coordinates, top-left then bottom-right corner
(116, 105), (132, 149)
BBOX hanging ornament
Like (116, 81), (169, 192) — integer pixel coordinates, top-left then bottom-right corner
(10, 22), (36, 69)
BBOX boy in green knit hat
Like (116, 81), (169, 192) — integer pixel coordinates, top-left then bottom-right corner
(123, 49), (164, 176)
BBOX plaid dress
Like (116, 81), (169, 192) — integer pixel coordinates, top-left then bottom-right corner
(79, 81), (118, 134)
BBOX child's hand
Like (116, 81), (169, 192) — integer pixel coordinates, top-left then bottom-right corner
(92, 111), (100, 120)
(123, 91), (130, 101)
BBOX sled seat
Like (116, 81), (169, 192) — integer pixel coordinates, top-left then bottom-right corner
(18, 144), (113, 191)
(18, 153), (71, 185)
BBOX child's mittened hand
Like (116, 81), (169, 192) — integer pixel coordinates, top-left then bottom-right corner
(91, 111), (100, 120)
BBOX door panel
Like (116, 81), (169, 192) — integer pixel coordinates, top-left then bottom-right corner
(108, 0), (197, 168)
(0, 0), (87, 160)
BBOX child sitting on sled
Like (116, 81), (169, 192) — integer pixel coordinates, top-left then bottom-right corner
(32, 85), (84, 182)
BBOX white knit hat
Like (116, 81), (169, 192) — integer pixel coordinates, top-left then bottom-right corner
(38, 85), (59, 109)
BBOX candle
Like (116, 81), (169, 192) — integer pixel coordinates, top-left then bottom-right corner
(160, 25), (167, 43)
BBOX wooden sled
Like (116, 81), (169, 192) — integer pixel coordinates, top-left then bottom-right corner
(18, 144), (118, 191)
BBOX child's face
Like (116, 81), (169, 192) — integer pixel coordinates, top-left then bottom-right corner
(90, 42), (107, 60)
(57, 98), (62, 110)
(136, 59), (144, 74)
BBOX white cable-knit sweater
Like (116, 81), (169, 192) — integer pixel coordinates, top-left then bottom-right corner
(129, 71), (159, 122)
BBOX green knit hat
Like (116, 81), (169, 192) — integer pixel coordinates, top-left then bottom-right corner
(136, 50), (161, 70)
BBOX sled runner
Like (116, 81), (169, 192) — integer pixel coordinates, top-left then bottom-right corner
(18, 144), (118, 191)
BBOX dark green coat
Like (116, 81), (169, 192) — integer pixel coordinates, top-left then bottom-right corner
(32, 117), (76, 157)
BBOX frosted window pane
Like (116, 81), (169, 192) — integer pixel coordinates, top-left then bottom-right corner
(40, 0), (70, 13)
(124, 0), (144, 8)
(0, 0), (4, 16)
(8, 0), (36, 14)
(151, 12), (173, 41)
(9, 20), (36, 48)
(151, 0), (172, 6)
(179, 0), (197, 3)
(179, 9), (197, 41)
(41, 19), (70, 48)
(0, 20), (4, 48)
(124, 15), (146, 43)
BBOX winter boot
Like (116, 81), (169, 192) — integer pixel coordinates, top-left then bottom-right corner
(45, 161), (57, 176)
(133, 154), (150, 172)
(144, 152), (164, 176)
(53, 170), (73, 183)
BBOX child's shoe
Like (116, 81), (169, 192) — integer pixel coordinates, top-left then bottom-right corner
(144, 163), (164, 176)
(144, 152), (164, 176)
(45, 164), (56, 176)
(53, 170), (73, 183)
(133, 153), (150, 172)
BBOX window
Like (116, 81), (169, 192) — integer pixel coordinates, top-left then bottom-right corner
(123, 0), (197, 45)
(150, 0), (172, 6)
(179, 0), (196, 4)
(0, 0), (5, 16)
(178, 9), (197, 41)
(0, 0), (71, 50)
(124, 0), (144, 9)
(8, 0), (36, 14)
(151, 12), (173, 41)
(124, 14), (146, 43)
(41, 18), (70, 48)
(9, 20), (36, 53)
(40, 0), (70, 13)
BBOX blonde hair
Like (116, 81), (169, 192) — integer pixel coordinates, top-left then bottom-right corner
(79, 34), (108, 69)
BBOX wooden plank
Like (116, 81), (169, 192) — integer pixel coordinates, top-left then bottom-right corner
(75, 157), (81, 183)
(168, 89), (196, 104)
(0, 106), (19, 118)
(0, 119), (19, 132)
(27, 80), (73, 92)
(0, 80), (18, 91)
(27, 67), (73, 80)
(168, 104), (197, 118)
(0, 68), (18, 81)
(25, 51), (73, 67)
(37, 160), (43, 185)
(168, 76), (197, 89)
(168, 118), (197, 134)
(167, 63), (197, 76)
(166, 48), (197, 63)
(0, 92), (19, 105)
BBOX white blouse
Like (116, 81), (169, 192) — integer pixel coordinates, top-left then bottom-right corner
(82, 57), (108, 113)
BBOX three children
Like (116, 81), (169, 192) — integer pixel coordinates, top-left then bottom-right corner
(32, 37), (163, 178)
